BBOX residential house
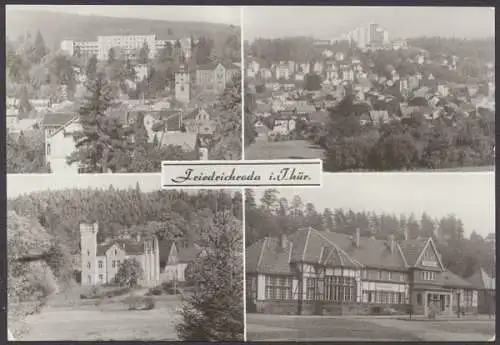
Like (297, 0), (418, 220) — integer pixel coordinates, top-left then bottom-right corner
(309, 110), (330, 125)
(437, 84), (450, 98)
(134, 64), (149, 82)
(42, 112), (80, 174)
(196, 62), (240, 93)
(260, 68), (273, 80)
(275, 62), (291, 80)
(313, 61), (324, 74)
(159, 241), (202, 282)
(271, 113), (296, 135)
(369, 110), (390, 125)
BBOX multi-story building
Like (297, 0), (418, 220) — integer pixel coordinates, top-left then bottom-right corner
(246, 227), (479, 317)
(80, 222), (200, 287)
(196, 62), (240, 93)
(275, 62), (291, 80)
(60, 34), (191, 61)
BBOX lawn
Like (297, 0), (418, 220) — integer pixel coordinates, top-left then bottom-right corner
(245, 140), (324, 160)
(246, 314), (495, 341)
(12, 285), (184, 341)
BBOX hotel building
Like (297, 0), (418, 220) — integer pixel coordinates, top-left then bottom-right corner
(246, 227), (482, 317)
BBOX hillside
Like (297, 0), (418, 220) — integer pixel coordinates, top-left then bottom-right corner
(6, 9), (240, 51)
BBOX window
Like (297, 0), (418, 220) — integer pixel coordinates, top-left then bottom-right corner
(265, 275), (292, 300)
(99, 274), (103, 281)
(417, 293), (422, 305)
(46, 144), (51, 155)
(325, 276), (356, 302)
(112, 260), (116, 268)
(98, 261), (103, 269)
(387, 271), (392, 280)
(399, 273), (405, 282)
(87, 262), (91, 269)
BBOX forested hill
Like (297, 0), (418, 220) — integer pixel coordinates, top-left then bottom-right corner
(6, 9), (239, 51)
(245, 189), (495, 280)
(7, 188), (242, 254)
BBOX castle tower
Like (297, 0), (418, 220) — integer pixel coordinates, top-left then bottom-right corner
(80, 222), (98, 286)
(175, 65), (191, 103)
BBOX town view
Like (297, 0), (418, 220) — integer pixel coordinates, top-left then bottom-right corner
(244, 7), (495, 172)
(6, 6), (242, 174)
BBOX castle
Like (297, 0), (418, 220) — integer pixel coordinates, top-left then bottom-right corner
(80, 222), (200, 287)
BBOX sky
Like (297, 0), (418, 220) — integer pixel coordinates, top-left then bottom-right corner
(7, 5), (241, 26)
(243, 6), (495, 41)
(253, 172), (495, 237)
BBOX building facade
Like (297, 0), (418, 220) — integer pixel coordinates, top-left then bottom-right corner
(174, 66), (191, 103)
(246, 227), (479, 317)
(80, 222), (201, 287)
(196, 62), (240, 93)
(60, 34), (191, 61)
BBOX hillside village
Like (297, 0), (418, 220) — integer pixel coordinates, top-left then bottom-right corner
(6, 22), (241, 173)
(245, 25), (495, 170)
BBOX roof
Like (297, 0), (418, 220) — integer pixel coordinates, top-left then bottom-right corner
(399, 238), (428, 266)
(160, 132), (197, 151)
(178, 245), (202, 263)
(442, 270), (474, 289)
(42, 112), (76, 127)
(97, 239), (145, 256)
(466, 268), (495, 290)
(309, 110), (329, 123)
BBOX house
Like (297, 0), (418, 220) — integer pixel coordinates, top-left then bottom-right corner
(313, 61), (324, 74)
(246, 227), (480, 317)
(271, 114), (296, 135)
(42, 112), (80, 174)
(160, 241), (202, 282)
(196, 62), (240, 93)
(275, 62), (291, 80)
(259, 68), (272, 80)
(437, 84), (450, 98)
(184, 107), (215, 135)
(466, 268), (495, 315)
(134, 64), (149, 82)
(369, 110), (390, 125)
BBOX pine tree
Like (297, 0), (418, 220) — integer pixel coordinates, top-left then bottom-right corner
(176, 211), (243, 341)
(19, 85), (33, 119)
(138, 41), (150, 64)
(86, 55), (98, 80)
(32, 30), (48, 64)
(67, 72), (131, 173)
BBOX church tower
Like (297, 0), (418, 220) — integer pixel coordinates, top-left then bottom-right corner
(80, 222), (98, 286)
(175, 65), (191, 103)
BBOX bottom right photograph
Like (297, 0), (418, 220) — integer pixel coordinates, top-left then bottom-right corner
(244, 172), (495, 342)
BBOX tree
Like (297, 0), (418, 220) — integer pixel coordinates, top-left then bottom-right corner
(67, 72), (132, 173)
(86, 55), (98, 80)
(138, 41), (150, 64)
(114, 258), (144, 288)
(31, 30), (48, 64)
(108, 48), (116, 64)
(19, 85), (33, 118)
(176, 211), (243, 341)
(260, 189), (279, 214)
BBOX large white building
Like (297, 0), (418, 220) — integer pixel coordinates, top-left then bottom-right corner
(335, 22), (389, 49)
(60, 34), (192, 61)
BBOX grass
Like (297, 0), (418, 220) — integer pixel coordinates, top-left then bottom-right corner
(12, 285), (183, 341)
(246, 140), (324, 160)
(246, 314), (495, 341)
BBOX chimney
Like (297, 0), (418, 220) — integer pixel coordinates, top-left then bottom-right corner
(280, 234), (288, 249)
(388, 234), (395, 253)
(355, 228), (360, 248)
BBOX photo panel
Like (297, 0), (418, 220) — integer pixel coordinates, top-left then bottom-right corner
(6, 5), (242, 174)
(245, 172), (495, 341)
(243, 6), (495, 172)
(7, 173), (244, 341)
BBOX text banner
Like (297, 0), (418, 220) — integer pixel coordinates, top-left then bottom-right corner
(161, 159), (322, 188)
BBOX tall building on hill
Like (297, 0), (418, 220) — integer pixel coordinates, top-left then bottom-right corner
(60, 34), (192, 61)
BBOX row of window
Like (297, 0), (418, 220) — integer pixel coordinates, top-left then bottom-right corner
(88, 260), (122, 269)
(362, 269), (407, 282)
(363, 290), (407, 304)
(421, 271), (436, 281)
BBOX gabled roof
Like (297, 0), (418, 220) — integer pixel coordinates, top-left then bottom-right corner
(42, 112), (76, 127)
(399, 238), (428, 266)
(466, 268), (495, 290)
(97, 239), (145, 256)
(442, 270), (474, 289)
(178, 245), (202, 263)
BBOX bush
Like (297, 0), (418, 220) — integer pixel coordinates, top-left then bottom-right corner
(126, 296), (156, 311)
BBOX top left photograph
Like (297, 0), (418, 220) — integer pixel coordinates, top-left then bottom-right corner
(6, 5), (242, 174)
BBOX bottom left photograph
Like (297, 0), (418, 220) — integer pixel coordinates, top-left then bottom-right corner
(7, 174), (244, 341)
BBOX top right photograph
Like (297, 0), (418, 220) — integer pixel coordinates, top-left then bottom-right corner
(244, 6), (495, 172)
